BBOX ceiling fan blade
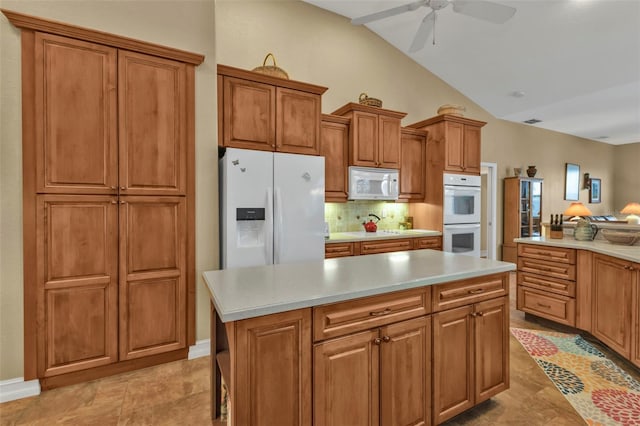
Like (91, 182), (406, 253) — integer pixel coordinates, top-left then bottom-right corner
(351, 0), (428, 25)
(409, 10), (436, 52)
(451, 0), (516, 24)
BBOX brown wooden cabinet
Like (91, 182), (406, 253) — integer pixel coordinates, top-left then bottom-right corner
(502, 177), (543, 263)
(399, 127), (427, 201)
(10, 11), (203, 386)
(233, 309), (312, 426)
(218, 65), (327, 155)
(414, 236), (442, 250)
(360, 238), (413, 255)
(320, 114), (350, 202)
(333, 103), (407, 169)
(516, 244), (577, 326)
(325, 236), (442, 258)
(314, 316), (431, 426)
(633, 263), (640, 368)
(432, 296), (509, 425)
(408, 114), (485, 176)
(592, 254), (634, 358)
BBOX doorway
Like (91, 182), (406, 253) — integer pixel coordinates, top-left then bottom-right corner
(481, 162), (497, 259)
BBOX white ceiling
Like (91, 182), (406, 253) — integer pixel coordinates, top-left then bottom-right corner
(304, 0), (640, 145)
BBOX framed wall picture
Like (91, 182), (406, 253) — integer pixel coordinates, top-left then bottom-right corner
(589, 178), (601, 203)
(564, 163), (580, 201)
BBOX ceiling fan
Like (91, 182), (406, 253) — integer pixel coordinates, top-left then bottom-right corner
(351, 0), (516, 52)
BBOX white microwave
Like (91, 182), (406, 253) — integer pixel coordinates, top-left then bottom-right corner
(348, 166), (399, 200)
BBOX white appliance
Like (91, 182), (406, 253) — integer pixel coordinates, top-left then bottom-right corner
(443, 223), (481, 257)
(348, 166), (399, 200)
(220, 148), (325, 268)
(443, 173), (482, 224)
(443, 173), (481, 257)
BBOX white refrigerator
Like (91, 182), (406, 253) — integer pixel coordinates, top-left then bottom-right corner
(220, 148), (325, 269)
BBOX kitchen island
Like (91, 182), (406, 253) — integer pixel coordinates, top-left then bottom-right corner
(515, 237), (640, 369)
(203, 249), (515, 425)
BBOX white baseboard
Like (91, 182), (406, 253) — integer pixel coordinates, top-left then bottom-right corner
(0, 377), (41, 403)
(188, 339), (211, 360)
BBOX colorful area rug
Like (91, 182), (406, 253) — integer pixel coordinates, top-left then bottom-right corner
(511, 328), (640, 426)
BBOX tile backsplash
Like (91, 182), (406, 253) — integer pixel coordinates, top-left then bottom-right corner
(325, 201), (410, 232)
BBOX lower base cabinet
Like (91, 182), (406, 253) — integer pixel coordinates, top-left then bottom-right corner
(314, 316), (431, 426)
(433, 296), (509, 424)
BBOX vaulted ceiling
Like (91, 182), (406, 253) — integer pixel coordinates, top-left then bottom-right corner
(304, 0), (640, 145)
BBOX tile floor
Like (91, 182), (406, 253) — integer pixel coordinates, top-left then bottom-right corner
(1, 276), (638, 425)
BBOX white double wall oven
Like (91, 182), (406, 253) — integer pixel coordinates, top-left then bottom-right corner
(443, 173), (482, 257)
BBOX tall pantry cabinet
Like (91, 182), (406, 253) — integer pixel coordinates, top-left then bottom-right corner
(3, 10), (204, 388)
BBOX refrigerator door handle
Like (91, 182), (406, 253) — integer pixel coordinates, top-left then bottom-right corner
(266, 187), (274, 264)
(274, 186), (283, 264)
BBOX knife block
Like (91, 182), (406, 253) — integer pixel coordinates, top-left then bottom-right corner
(549, 230), (564, 239)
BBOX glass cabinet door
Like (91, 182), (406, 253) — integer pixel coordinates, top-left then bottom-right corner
(531, 181), (542, 236)
(520, 181), (530, 237)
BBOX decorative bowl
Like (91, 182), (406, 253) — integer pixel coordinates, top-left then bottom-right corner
(600, 229), (640, 245)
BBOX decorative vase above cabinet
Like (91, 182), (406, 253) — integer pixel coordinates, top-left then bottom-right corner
(333, 102), (407, 169)
(218, 64), (327, 155)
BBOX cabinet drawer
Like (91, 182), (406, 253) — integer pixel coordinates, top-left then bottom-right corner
(517, 271), (576, 297)
(413, 236), (442, 250)
(360, 238), (413, 255)
(518, 244), (576, 264)
(313, 287), (431, 342)
(517, 286), (575, 326)
(518, 257), (576, 281)
(325, 242), (354, 258)
(432, 273), (509, 313)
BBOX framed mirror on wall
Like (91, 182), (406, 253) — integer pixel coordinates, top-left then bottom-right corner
(564, 163), (580, 201)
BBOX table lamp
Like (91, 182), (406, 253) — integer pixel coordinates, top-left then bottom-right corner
(563, 202), (592, 221)
(620, 202), (640, 224)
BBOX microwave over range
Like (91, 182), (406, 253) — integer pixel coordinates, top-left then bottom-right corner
(348, 166), (399, 201)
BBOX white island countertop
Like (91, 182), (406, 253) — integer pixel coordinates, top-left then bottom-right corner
(515, 237), (640, 263)
(203, 250), (515, 322)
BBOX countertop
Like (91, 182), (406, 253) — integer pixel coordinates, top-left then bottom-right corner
(326, 229), (441, 243)
(203, 249), (515, 322)
(515, 237), (640, 263)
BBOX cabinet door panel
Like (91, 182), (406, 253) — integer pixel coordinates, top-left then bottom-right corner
(37, 195), (118, 376)
(314, 330), (379, 426)
(463, 125), (481, 173)
(378, 116), (401, 168)
(592, 255), (633, 357)
(276, 88), (321, 155)
(119, 51), (186, 195)
(222, 76), (276, 151)
(119, 196), (186, 359)
(235, 309), (312, 426)
(433, 305), (474, 424)
(474, 296), (509, 403)
(633, 265), (640, 368)
(320, 118), (349, 202)
(35, 33), (117, 194)
(399, 131), (426, 201)
(352, 111), (378, 167)
(380, 316), (431, 426)
(444, 121), (464, 172)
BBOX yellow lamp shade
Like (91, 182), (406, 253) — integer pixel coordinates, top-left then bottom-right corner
(563, 202), (592, 218)
(621, 202), (640, 224)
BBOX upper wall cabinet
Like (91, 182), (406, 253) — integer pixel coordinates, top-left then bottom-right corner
(320, 114), (350, 203)
(332, 103), (407, 169)
(399, 127), (427, 202)
(218, 65), (327, 155)
(408, 114), (486, 175)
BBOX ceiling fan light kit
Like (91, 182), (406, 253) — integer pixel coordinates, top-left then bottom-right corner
(351, 0), (516, 51)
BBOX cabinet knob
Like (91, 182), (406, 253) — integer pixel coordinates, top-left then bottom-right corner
(110, 186), (116, 190)
(373, 338), (382, 345)
(382, 336), (391, 343)
(120, 186), (126, 190)
(470, 312), (478, 317)
(120, 201), (126, 204)
(111, 200), (117, 204)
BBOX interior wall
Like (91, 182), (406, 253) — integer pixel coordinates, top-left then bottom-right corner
(215, 0), (618, 257)
(612, 142), (640, 210)
(0, 0), (217, 380)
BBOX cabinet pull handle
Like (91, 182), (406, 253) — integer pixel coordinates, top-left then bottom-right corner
(382, 336), (391, 343)
(536, 303), (551, 309)
(468, 289), (484, 294)
(370, 308), (392, 316)
(373, 337), (382, 345)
